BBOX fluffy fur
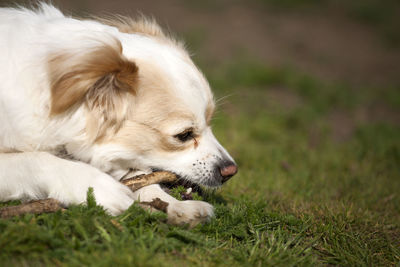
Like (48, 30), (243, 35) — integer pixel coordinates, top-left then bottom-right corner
(0, 3), (237, 224)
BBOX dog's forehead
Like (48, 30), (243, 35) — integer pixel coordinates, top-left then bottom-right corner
(175, 68), (212, 109)
(121, 34), (213, 119)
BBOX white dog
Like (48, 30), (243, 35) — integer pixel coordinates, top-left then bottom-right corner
(0, 3), (237, 225)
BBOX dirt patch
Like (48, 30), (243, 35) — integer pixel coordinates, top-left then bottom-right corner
(327, 104), (400, 142)
(354, 103), (400, 126)
(327, 110), (357, 142)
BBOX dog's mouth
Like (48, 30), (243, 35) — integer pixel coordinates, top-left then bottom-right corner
(161, 176), (204, 196)
(150, 169), (205, 196)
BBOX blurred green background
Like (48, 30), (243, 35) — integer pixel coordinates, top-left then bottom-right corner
(0, 0), (399, 265)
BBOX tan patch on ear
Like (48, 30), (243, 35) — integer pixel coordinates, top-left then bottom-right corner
(49, 38), (138, 116)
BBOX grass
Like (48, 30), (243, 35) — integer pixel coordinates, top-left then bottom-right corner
(1, 56), (399, 266)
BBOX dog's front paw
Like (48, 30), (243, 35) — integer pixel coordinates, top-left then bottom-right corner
(167, 200), (214, 227)
(48, 163), (135, 216)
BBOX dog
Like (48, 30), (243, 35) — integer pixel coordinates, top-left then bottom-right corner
(0, 3), (237, 225)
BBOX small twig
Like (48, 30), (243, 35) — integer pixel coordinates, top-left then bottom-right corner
(0, 198), (63, 219)
(139, 198), (169, 213)
(122, 171), (176, 213)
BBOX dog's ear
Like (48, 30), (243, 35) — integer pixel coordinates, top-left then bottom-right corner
(48, 38), (138, 116)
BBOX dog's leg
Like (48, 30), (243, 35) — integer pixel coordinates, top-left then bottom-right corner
(0, 152), (134, 215)
(132, 184), (214, 226)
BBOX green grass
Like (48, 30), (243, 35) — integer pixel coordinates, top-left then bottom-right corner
(1, 59), (400, 266)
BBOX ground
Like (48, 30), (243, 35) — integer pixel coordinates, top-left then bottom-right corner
(0, 0), (399, 266)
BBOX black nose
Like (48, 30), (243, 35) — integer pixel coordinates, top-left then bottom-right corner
(219, 161), (238, 183)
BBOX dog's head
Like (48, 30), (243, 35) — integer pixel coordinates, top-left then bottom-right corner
(48, 17), (237, 187)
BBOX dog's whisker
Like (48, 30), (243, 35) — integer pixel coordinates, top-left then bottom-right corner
(215, 93), (235, 104)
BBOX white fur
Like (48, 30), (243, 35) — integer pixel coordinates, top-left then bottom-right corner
(0, 4), (235, 224)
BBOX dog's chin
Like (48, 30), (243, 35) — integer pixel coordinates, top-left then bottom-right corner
(179, 175), (222, 189)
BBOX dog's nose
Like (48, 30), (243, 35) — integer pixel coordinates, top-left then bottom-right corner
(219, 162), (238, 183)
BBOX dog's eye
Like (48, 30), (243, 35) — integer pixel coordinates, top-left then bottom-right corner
(174, 129), (194, 142)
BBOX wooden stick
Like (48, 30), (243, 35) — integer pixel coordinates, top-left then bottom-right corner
(0, 198), (63, 219)
(121, 171), (177, 191)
